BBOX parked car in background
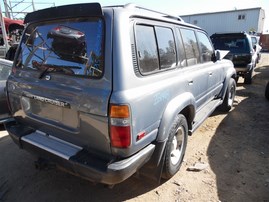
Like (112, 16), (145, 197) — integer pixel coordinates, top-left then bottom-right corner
(4, 3), (236, 185)
(211, 32), (257, 84)
(0, 59), (12, 123)
(260, 33), (269, 52)
(250, 35), (261, 63)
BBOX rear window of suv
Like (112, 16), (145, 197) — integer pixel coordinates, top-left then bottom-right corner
(16, 18), (104, 78)
(211, 36), (250, 53)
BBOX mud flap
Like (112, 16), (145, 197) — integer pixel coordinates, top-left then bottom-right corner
(138, 146), (167, 184)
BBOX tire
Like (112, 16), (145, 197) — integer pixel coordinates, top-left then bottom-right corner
(257, 53), (261, 64)
(218, 78), (236, 112)
(235, 76), (239, 83)
(244, 70), (253, 84)
(162, 114), (188, 179)
(265, 82), (269, 100)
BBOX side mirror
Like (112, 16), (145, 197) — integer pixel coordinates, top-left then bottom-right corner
(212, 50), (221, 62)
(213, 50), (230, 62)
(253, 44), (257, 51)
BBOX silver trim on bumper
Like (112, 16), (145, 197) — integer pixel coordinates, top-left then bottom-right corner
(21, 131), (82, 160)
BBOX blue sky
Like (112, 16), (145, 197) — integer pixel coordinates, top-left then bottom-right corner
(2, 0), (269, 32)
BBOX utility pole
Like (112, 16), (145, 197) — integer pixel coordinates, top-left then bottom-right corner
(0, 3), (10, 56)
(3, 0), (11, 18)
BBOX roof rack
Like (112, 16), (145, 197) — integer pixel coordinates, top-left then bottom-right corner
(120, 3), (184, 22)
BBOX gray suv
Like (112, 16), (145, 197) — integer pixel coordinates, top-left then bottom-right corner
(5, 3), (236, 185)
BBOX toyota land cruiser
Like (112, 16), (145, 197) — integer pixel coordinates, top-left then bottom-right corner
(5, 3), (236, 185)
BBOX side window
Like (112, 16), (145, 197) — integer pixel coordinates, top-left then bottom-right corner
(176, 28), (187, 67)
(180, 28), (200, 66)
(135, 25), (159, 74)
(135, 24), (177, 75)
(196, 32), (214, 63)
(155, 27), (176, 69)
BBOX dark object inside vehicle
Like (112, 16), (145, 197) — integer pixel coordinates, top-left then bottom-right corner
(5, 43), (18, 61)
(47, 25), (87, 64)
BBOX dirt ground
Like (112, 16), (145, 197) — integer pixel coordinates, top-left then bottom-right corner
(0, 54), (269, 202)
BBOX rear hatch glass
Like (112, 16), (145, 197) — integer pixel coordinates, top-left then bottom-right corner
(211, 36), (250, 53)
(18, 18), (104, 78)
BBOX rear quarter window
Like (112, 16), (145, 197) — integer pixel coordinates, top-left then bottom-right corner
(135, 25), (159, 74)
(16, 18), (104, 78)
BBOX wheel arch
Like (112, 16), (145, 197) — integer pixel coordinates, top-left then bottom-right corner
(219, 67), (237, 100)
(156, 92), (195, 142)
(141, 93), (195, 174)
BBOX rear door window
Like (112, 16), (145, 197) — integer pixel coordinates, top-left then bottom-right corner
(135, 24), (176, 74)
(16, 18), (104, 78)
(155, 27), (176, 69)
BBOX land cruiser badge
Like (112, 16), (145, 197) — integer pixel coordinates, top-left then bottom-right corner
(23, 92), (70, 108)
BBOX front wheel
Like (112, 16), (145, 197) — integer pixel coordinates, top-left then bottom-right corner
(162, 114), (188, 179)
(218, 78), (236, 112)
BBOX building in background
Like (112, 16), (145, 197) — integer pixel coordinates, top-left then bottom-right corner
(181, 7), (265, 36)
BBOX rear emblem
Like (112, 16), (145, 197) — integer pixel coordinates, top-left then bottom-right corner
(45, 75), (51, 80)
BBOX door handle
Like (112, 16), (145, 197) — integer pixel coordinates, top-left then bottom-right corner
(188, 80), (193, 85)
(209, 72), (213, 76)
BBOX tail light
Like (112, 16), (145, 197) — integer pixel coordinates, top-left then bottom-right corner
(109, 104), (131, 148)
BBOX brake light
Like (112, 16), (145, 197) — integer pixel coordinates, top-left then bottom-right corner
(109, 105), (131, 148)
(53, 27), (61, 31)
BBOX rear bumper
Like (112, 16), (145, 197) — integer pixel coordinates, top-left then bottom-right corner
(234, 63), (253, 73)
(6, 122), (155, 185)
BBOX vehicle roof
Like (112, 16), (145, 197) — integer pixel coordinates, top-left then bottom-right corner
(103, 4), (203, 30)
(211, 32), (250, 37)
(24, 3), (203, 31)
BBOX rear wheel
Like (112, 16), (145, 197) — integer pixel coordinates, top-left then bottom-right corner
(244, 70), (253, 84)
(218, 78), (236, 112)
(162, 114), (188, 179)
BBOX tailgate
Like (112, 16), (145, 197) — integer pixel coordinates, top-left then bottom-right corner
(7, 12), (113, 155)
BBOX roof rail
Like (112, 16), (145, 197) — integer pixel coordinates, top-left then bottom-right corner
(123, 3), (184, 22)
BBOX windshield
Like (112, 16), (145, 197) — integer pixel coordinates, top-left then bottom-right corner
(16, 18), (104, 78)
(211, 36), (250, 53)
